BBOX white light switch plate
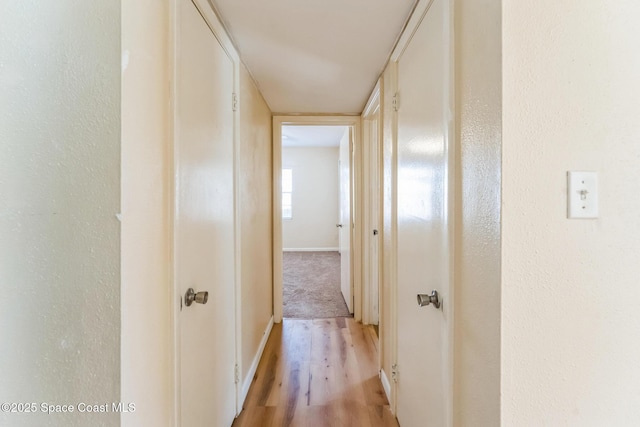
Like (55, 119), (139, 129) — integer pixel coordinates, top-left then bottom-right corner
(567, 171), (598, 219)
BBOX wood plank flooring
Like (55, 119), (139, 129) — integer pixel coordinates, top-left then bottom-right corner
(232, 318), (399, 427)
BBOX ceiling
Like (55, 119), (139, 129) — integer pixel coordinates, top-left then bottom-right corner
(211, 0), (417, 114)
(282, 125), (348, 148)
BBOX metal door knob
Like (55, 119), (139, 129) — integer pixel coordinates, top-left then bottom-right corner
(417, 290), (440, 309)
(336, 224), (343, 228)
(185, 288), (209, 307)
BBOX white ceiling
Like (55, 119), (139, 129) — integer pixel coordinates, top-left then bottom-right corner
(211, 0), (417, 114)
(282, 125), (348, 148)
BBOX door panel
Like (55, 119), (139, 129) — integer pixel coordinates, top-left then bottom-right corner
(339, 129), (352, 313)
(369, 111), (381, 325)
(176, 1), (236, 425)
(395, 0), (451, 425)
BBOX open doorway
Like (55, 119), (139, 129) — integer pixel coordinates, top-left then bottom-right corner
(280, 125), (351, 319)
(272, 116), (362, 323)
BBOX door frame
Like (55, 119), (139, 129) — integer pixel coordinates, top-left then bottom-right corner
(169, 0), (244, 423)
(361, 81), (382, 327)
(273, 115), (362, 323)
(387, 0), (456, 423)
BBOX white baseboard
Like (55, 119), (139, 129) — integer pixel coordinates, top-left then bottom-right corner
(380, 368), (392, 403)
(239, 316), (274, 409)
(282, 247), (339, 252)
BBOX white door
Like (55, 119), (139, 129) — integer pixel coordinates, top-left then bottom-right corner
(338, 128), (353, 313)
(176, 0), (237, 425)
(368, 109), (381, 325)
(395, 0), (452, 425)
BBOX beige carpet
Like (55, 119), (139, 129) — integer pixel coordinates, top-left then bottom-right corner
(282, 251), (351, 318)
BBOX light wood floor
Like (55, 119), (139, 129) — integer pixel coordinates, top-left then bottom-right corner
(232, 318), (399, 427)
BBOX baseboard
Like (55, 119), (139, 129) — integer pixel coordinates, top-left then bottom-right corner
(380, 368), (392, 403)
(239, 316), (274, 409)
(282, 247), (339, 252)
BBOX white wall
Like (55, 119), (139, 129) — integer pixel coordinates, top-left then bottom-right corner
(121, 1), (173, 425)
(503, 1), (640, 424)
(238, 63), (274, 396)
(282, 147), (339, 250)
(0, 2), (121, 426)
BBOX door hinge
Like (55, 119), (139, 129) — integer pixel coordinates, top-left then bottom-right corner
(392, 92), (399, 112)
(232, 92), (238, 111)
(234, 364), (240, 384)
(391, 363), (399, 383)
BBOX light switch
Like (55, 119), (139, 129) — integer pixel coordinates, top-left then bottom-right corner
(567, 171), (598, 219)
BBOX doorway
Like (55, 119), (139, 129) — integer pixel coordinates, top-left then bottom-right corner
(273, 117), (362, 323)
(279, 124), (352, 319)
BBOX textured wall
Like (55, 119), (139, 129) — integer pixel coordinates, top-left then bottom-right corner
(379, 63), (397, 405)
(282, 147), (340, 250)
(239, 64), (274, 383)
(453, 0), (502, 425)
(121, 0), (173, 425)
(503, 1), (640, 424)
(0, 1), (121, 426)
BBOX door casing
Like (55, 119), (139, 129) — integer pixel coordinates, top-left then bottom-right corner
(273, 116), (362, 323)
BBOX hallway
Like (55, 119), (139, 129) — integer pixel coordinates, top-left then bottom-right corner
(5, 0), (640, 425)
(233, 319), (398, 427)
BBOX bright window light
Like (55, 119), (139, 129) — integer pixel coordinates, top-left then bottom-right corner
(282, 168), (293, 219)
